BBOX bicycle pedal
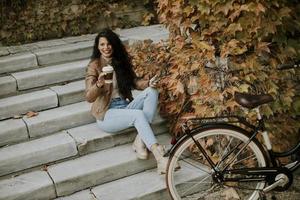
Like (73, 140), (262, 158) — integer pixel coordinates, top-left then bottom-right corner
(263, 173), (289, 193)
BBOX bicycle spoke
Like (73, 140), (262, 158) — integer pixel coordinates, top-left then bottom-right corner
(223, 141), (251, 170)
(217, 136), (234, 168)
(183, 184), (222, 200)
(181, 175), (211, 196)
(221, 136), (233, 158)
(172, 153), (212, 174)
(231, 154), (256, 167)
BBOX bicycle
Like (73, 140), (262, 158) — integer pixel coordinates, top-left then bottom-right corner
(165, 62), (300, 200)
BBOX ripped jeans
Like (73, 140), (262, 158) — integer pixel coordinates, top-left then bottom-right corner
(97, 87), (158, 150)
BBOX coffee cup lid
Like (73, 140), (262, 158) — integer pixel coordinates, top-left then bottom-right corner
(103, 65), (114, 72)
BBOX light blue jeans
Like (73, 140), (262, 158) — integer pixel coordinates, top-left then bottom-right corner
(97, 87), (159, 150)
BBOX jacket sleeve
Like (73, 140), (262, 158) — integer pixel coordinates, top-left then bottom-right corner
(134, 78), (149, 90)
(85, 64), (106, 103)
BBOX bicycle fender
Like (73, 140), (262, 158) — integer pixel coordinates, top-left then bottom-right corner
(166, 123), (232, 157)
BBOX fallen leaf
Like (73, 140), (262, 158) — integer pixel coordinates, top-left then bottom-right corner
(26, 111), (39, 118)
(41, 165), (48, 171)
(206, 138), (214, 147)
(222, 187), (240, 200)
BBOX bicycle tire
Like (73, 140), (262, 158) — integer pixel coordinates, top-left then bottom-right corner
(166, 124), (267, 200)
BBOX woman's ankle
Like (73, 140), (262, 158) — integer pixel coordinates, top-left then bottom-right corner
(150, 143), (159, 151)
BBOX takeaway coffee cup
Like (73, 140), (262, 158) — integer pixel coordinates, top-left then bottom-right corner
(102, 65), (114, 83)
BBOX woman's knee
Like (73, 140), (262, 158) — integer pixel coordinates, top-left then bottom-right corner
(97, 120), (114, 132)
(131, 109), (146, 119)
(145, 87), (159, 97)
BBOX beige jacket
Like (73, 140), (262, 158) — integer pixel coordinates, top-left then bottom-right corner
(85, 57), (149, 120)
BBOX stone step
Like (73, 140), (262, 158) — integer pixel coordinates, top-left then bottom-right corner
(0, 116), (167, 177)
(0, 101), (94, 147)
(48, 134), (170, 197)
(0, 119), (28, 147)
(0, 79), (85, 120)
(22, 101), (95, 138)
(0, 75), (17, 97)
(0, 171), (56, 200)
(50, 80), (85, 106)
(55, 169), (168, 200)
(33, 41), (93, 66)
(11, 59), (89, 90)
(84, 169), (170, 200)
(0, 52), (38, 74)
(118, 24), (169, 45)
(90, 161), (206, 200)
(0, 41), (93, 78)
(56, 161), (201, 200)
(0, 134), (171, 199)
(0, 89), (58, 120)
(0, 46), (9, 56)
(0, 131), (77, 176)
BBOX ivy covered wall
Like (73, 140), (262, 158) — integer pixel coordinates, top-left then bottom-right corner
(0, 0), (156, 45)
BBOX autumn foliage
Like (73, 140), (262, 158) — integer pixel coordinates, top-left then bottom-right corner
(0, 0), (154, 44)
(130, 0), (300, 151)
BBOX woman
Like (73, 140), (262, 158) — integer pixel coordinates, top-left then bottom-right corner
(85, 28), (168, 174)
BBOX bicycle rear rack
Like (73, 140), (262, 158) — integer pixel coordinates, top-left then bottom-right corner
(186, 115), (256, 130)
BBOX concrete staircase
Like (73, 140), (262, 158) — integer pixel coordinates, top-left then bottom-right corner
(0, 25), (175, 200)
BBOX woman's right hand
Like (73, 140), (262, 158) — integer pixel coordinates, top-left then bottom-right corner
(96, 72), (106, 87)
(98, 72), (106, 80)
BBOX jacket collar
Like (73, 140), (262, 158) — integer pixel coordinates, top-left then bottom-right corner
(100, 56), (112, 67)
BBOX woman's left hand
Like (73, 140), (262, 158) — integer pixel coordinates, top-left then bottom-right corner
(149, 75), (160, 88)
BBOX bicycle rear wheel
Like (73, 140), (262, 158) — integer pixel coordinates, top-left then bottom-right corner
(166, 125), (267, 200)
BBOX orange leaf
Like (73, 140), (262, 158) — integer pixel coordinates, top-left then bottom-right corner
(224, 23), (243, 36)
(256, 3), (266, 15)
(26, 111), (39, 118)
(215, 1), (234, 16)
(206, 138), (214, 147)
(193, 40), (214, 51)
(228, 4), (249, 22)
(256, 42), (271, 54)
(279, 7), (291, 17)
(183, 6), (194, 16)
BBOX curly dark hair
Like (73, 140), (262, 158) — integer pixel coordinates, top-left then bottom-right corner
(91, 28), (136, 99)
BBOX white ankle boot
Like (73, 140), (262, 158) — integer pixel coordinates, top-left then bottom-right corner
(151, 144), (169, 174)
(132, 135), (148, 159)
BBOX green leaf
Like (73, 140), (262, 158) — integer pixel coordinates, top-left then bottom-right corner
(238, 84), (250, 92)
(261, 105), (274, 118)
(292, 98), (300, 115)
(193, 40), (214, 51)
